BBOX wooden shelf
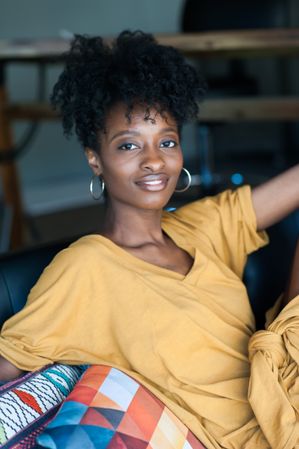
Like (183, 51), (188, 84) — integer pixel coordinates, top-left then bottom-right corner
(200, 97), (299, 121)
(157, 29), (299, 58)
(5, 97), (299, 122)
(5, 103), (59, 120)
(2, 29), (299, 62)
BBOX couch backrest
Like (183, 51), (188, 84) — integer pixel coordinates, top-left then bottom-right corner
(0, 241), (67, 326)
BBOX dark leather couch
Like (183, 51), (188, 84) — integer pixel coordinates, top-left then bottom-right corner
(0, 212), (298, 335)
(0, 240), (66, 327)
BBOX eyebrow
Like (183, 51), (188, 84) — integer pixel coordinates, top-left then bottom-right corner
(109, 127), (178, 144)
(109, 130), (140, 144)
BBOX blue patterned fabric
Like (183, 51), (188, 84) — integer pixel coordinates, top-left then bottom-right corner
(0, 364), (85, 449)
(37, 365), (206, 449)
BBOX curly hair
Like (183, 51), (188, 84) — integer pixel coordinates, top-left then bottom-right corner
(51, 30), (206, 151)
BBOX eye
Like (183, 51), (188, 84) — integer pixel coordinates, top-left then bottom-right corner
(160, 140), (177, 148)
(118, 142), (138, 151)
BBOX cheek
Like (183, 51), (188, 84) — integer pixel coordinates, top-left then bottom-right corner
(171, 151), (184, 173)
(100, 161), (134, 193)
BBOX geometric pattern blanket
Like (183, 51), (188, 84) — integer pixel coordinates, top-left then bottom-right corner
(37, 364), (207, 449)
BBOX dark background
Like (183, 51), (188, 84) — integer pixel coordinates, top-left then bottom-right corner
(1, 0), (298, 245)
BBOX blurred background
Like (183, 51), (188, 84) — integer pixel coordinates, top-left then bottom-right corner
(1, 0), (299, 250)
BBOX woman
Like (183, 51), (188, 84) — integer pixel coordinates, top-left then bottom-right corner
(0, 31), (299, 448)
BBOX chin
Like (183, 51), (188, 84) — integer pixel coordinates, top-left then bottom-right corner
(138, 194), (173, 211)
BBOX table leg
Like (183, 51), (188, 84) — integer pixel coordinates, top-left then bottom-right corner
(0, 64), (24, 249)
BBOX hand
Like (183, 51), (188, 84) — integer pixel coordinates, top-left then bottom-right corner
(0, 355), (24, 382)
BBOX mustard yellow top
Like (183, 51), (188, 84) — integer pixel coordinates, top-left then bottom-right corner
(1, 186), (299, 448)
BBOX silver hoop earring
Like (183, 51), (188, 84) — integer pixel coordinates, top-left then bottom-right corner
(89, 175), (105, 200)
(175, 167), (191, 193)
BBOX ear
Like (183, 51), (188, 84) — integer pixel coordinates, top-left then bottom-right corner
(85, 147), (102, 176)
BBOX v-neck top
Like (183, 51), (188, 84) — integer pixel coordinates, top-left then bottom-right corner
(0, 186), (272, 448)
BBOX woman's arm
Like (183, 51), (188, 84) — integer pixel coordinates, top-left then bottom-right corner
(0, 355), (24, 382)
(282, 239), (299, 308)
(252, 164), (299, 231)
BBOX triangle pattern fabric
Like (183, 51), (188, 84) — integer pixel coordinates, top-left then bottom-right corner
(80, 424), (115, 449)
(117, 410), (148, 441)
(107, 432), (128, 449)
(110, 432), (148, 449)
(80, 408), (115, 429)
(35, 365), (207, 449)
(95, 407), (125, 429)
(91, 391), (123, 411)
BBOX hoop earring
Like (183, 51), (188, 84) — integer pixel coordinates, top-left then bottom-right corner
(175, 167), (191, 193)
(89, 175), (105, 200)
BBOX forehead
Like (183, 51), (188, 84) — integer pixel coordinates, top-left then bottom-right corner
(104, 102), (178, 132)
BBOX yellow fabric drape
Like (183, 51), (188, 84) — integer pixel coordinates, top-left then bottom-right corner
(249, 296), (299, 449)
(2, 186), (298, 448)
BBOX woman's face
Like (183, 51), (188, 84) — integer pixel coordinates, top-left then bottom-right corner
(86, 102), (183, 212)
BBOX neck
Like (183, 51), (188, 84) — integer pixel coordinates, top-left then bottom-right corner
(101, 203), (166, 248)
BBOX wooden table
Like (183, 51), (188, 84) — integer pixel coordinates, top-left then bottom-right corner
(2, 29), (299, 248)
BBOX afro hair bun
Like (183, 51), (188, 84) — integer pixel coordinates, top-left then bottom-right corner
(51, 30), (206, 150)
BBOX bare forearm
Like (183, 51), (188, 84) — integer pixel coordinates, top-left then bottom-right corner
(0, 355), (24, 382)
(252, 164), (299, 231)
(282, 239), (299, 307)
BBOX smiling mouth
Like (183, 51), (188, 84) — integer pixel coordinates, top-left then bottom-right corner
(135, 176), (169, 191)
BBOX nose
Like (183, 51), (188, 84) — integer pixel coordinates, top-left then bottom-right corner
(141, 145), (165, 172)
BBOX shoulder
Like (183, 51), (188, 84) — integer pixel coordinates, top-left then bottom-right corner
(27, 235), (115, 302)
(163, 186), (252, 229)
(38, 235), (110, 282)
(51, 234), (110, 263)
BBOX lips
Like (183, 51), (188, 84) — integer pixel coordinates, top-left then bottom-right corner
(135, 174), (169, 191)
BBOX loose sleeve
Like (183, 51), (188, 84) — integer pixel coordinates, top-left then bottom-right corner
(0, 244), (102, 371)
(169, 186), (269, 278)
